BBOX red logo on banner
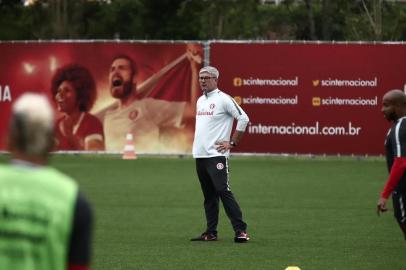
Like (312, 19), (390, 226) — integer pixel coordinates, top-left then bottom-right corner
(233, 77), (242, 87)
(216, 163), (224, 170)
(234, 96), (242, 105)
(312, 97), (321, 106)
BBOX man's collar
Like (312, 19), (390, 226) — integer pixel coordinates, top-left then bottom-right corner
(204, 88), (219, 98)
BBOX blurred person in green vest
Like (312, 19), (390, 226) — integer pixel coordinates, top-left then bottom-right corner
(0, 93), (93, 270)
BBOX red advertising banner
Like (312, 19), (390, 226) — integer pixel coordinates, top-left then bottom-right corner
(1, 41), (405, 155)
(0, 41), (203, 154)
(209, 42), (406, 155)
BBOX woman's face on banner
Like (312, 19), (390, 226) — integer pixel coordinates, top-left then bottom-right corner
(55, 80), (78, 114)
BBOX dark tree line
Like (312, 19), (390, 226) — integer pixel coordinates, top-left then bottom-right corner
(1, 0), (406, 41)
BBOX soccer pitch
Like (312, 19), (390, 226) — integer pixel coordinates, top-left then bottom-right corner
(3, 155), (405, 270)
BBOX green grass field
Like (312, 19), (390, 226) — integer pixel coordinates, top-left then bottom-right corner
(2, 155), (405, 270)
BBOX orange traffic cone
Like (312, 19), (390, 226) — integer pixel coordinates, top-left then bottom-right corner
(122, 133), (137, 160)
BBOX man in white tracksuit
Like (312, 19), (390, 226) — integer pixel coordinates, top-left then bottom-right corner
(191, 66), (250, 243)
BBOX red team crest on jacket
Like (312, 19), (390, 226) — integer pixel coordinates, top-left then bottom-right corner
(216, 163), (224, 170)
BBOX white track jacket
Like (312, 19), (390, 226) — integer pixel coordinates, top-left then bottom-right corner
(192, 89), (249, 158)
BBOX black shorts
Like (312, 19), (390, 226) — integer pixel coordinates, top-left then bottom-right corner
(392, 191), (406, 224)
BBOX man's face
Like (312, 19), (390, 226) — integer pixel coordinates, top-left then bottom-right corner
(381, 95), (398, 122)
(199, 72), (217, 92)
(54, 80), (77, 114)
(109, 58), (134, 99)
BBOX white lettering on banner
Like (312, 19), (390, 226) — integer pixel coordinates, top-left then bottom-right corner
(316, 77), (378, 87)
(248, 122), (362, 136)
(0, 85), (12, 102)
(242, 95), (298, 105)
(233, 76), (299, 87)
(312, 96), (377, 106)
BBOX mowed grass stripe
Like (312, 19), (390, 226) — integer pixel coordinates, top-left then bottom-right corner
(1, 155), (404, 270)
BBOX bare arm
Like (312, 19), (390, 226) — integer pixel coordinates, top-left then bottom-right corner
(136, 52), (189, 97)
(182, 48), (201, 119)
(230, 130), (245, 146)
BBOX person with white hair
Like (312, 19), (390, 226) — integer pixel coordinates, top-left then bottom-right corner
(191, 66), (250, 243)
(0, 93), (93, 269)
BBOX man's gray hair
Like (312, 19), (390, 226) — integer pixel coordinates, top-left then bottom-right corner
(10, 93), (54, 157)
(199, 66), (219, 78)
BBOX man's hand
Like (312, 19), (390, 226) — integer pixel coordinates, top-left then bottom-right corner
(186, 44), (202, 64)
(377, 197), (388, 216)
(215, 141), (232, 153)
